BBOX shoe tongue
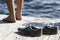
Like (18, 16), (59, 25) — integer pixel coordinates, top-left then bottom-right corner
(21, 22), (47, 29)
(19, 23), (29, 29)
(47, 24), (54, 28)
(29, 23), (46, 29)
(47, 23), (55, 28)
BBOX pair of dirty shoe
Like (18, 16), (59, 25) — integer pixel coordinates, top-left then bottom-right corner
(18, 23), (57, 36)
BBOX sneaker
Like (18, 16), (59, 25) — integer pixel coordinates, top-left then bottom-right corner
(43, 23), (57, 35)
(18, 23), (41, 36)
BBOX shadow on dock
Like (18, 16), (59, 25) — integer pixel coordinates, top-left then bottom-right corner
(0, 20), (14, 24)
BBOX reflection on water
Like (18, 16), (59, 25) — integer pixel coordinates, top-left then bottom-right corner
(0, 0), (60, 18)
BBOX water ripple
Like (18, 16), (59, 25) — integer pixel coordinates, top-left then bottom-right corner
(0, 0), (60, 18)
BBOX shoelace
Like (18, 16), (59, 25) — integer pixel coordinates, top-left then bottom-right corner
(29, 24), (40, 31)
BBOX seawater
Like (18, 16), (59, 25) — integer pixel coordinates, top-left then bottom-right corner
(0, 0), (60, 18)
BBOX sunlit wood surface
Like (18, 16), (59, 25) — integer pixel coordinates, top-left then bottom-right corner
(0, 14), (60, 40)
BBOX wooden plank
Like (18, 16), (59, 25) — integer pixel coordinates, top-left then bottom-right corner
(19, 36), (26, 40)
(1, 23), (20, 40)
(48, 34), (59, 40)
(0, 20), (19, 40)
(0, 24), (12, 40)
(42, 35), (50, 40)
(24, 37), (38, 40)
(37, 36), (42, 40)
(58, 30), (60, 40)
(0, 14), (60, 40)
(3, 32), (19, 40)
(19, 36), (29, 40)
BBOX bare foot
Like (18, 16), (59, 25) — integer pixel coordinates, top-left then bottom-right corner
(16, 12), (22, 20)
(2, 16), (16, 23)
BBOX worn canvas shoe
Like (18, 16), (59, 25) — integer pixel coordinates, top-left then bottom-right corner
(18, 25), (41, 36)
(43, 23), (58, 35)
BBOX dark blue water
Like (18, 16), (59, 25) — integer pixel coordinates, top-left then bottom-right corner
(0, 0), (60, 18)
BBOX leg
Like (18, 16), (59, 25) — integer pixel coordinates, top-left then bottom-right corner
(3, 0), (16, 23)
(16, 0), (24, 20)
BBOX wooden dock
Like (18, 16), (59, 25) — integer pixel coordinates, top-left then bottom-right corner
(0, 14), (60, 40)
